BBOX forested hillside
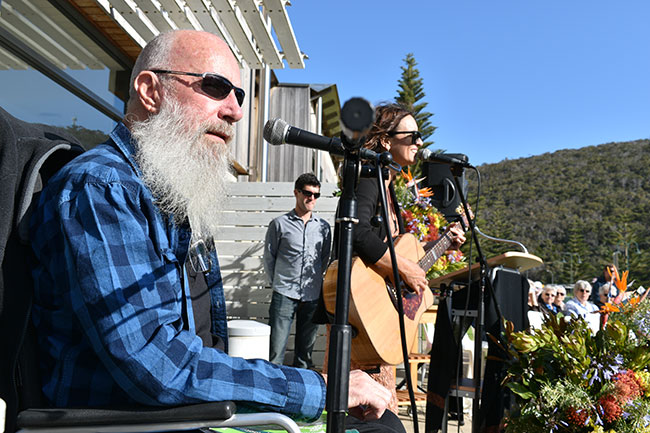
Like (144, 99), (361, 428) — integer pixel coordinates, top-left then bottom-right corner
(62, 124), (109, 149)
(464, 139), (650, 286)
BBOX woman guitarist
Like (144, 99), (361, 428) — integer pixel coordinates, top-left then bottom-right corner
(321, 103), (466, 413)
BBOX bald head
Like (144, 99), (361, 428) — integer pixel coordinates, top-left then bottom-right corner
(126, 30), (242, 124)
(129, 30), (235, 96)
(164, 30), (235, 71)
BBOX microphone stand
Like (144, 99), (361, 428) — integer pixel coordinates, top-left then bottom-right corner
(264, 99), (377, 433)
(325, 135), (368, 433)
(373, 154), (422, 433)
(447, 164), (504, 433)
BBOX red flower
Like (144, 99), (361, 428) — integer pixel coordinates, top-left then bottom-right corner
(565, 406), (589, 426)
(598, 394), (623, 424)
(613, 370), (643, 401)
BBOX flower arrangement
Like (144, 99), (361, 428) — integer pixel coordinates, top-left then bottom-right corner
(503, 269), (650, 433)
(395, 168), (466, 280)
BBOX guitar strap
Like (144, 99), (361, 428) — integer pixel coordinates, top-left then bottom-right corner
(387, 183), (405, 235)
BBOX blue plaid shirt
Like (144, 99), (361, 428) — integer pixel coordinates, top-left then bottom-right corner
(30, 122), (325, 420)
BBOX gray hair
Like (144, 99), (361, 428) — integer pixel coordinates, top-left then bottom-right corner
(574, 280), (592, 292)
(128, 31), (177, 101)
(599, 282), (613, 297)
(542, 286), (557, 295)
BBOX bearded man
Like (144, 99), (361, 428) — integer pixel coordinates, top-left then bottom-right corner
(29, 30), (401, 432)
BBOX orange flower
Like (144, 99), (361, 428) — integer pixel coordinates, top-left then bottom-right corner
(599, 302), (620, 314)
(402, 167), (425, 187)
(402, 167), (415, 183)
(606, 266), (619, 281)
(613, 270), (629, 304)
(401, 168), (429, 198)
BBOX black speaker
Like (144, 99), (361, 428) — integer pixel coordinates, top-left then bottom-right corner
(422, 153), (468, 222)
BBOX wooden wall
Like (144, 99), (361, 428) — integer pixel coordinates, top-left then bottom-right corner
(268, 85), (323, 182)
(217, 181), (339, 368)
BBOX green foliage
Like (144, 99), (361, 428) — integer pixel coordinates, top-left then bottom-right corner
(62, 122), (109, 150)
(465, 139), (650, 286)
(395, 53), (436, 148)
(504, 302), (650, 432)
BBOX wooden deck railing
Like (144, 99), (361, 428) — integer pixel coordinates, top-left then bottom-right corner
(217, 181), (338, 368)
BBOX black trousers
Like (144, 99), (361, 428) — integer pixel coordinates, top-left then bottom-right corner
(346, 410), (406, 433)
(424, 269), (529, 432)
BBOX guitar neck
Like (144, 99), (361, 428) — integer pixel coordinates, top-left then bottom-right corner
(419, 233), (453, 272)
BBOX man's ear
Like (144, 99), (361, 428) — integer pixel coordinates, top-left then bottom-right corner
(133, 71), (163, 114)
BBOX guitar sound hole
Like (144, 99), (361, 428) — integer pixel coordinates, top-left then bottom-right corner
(385, 281), (422, 321)
(385, 281), (416, 310)
(386, 281), (398, 310)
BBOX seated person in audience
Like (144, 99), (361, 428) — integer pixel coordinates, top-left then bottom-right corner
(565, 280), (599, 319)
(553, 285), (567, 312)
(537, 286), (559, 315)
(29, 29), (402, 432)
(527, 280), (539, 310)
(595, 282), (614, 309)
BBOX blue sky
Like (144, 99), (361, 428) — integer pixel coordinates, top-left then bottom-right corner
(1, 0), (648, 165)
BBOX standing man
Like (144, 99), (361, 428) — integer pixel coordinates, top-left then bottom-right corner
(29, 30), (399, 429)
(265, 173), (331, 369)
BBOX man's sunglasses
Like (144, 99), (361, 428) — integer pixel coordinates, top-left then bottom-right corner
(150, 69), (245, 106)
(299, 189), (320, 199)
(388, 130), (422, 145)
(578, 289), (591, 293)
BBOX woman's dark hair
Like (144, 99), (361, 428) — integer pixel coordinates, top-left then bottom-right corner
(364, 103), (415, 152)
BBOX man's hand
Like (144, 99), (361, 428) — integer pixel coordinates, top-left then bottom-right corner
(321, 370), (391, 420)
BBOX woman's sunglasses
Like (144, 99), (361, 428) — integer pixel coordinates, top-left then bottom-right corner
(150, 69), (245, 106)
(299, 189), (320, 199)
(388, 130), (422, 145)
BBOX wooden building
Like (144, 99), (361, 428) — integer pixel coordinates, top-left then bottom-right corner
(0, 0), (340, 182)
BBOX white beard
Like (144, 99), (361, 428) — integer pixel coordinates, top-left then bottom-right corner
(130, 98), (234, 244)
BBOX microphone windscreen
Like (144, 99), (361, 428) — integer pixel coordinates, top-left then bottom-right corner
(263, 118), (289, 145)
(417, 148), (432, 161)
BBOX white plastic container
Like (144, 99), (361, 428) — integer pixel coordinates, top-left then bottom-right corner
(227, 320), (270, 360)
(1, 397), (6, 433)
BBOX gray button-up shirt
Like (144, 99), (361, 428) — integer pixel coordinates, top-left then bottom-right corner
(264, 209), (332, 302)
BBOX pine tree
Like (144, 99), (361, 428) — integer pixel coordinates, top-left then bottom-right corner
(565, 220), (592, 281)
(395, 53), (436, 146)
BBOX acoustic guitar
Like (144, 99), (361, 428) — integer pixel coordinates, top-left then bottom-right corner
(322, 219), (466, 366)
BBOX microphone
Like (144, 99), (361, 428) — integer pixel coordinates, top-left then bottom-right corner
(417, 148), (473, 168)
(263, 118), (379, 160)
